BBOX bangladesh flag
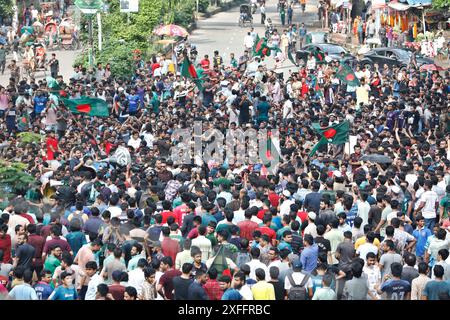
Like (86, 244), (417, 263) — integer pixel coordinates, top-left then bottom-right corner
(253, 36), (268, 57)
(312, 49), (325, 64)
(335, 64), (360, 87)
(63, 97), (110, 117)
(309, 121), (350, 157)
(288, 50), (298, 67)
(181, 56), (202, 90)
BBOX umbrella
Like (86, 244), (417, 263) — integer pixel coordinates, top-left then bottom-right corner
(153, 24), (188, 37)
(360, 154), (393, 164)
(420, 64), (444, 72)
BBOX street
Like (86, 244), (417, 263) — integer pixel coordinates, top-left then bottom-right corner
(0, 48), (80, 86)
(190, 0), (320, 77)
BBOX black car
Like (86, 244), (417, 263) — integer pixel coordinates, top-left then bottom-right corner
(359, 47), (434, 69)
(295, 43), (356, 66)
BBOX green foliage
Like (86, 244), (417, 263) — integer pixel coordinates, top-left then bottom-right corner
(17, 132), (43, 145)
(173, 1), (196, 27)
(0, 0), (13, 17)
(432, 0), (450, 8)
(0, 161), (36, 194)
(102, 0), (163, 43)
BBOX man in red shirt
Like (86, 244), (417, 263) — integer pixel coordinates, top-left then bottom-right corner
(173, 193), (191, 225)
(160, 227), (180, 264)
(203, 267), (223, 300)
(268, 186), (280, 208)
(157, 256), (181, 300)
(257, 214), (277, 246)
(200, 54), (211, 71)
(160, 200), (177, 224)
(0, 224), (12, 263)
(42, 225), (72, 261)
(45, 131), (58, 161)
(237, 210), (258, 241)
(26, 224), (45, 281)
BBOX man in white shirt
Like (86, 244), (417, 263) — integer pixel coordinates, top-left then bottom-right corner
(128, 258), (146, 295)
(356, 232), (378, 262)
(244, 32), (254, 50)
(191, 226), (212, 260)
(84, 261), (104, 300)
(282, 97), (294, 121)
(415, 180), (438, 230)
(280, 190), (294, 217)
(245, 247), (270, 281)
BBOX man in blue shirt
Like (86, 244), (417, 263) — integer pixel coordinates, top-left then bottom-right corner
(34, 270), (54, 300)
(412, 215), (432, 259)
(33, 90), (48, 117)
(220, 275), (243, 300)
(49, 271), (78, 300)
(422, 265), (450, 300)
(303, 181), (322, 214)
(300, 234), (318, 273)
(8, 270), (38, 300)
(187, 270), (209, 300)
(127, 88), (140, 116)
(378, 263), (411, 300)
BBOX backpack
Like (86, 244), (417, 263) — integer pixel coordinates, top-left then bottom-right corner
(287, 273), (310, 300)
(235, 251), (252, 268)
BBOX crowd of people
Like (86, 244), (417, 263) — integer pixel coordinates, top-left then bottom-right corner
(0, 0), (450, 301)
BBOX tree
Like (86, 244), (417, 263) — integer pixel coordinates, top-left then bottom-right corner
(432, 0), (450, 8)
(0, 0), (13, 17)
(0, 161), (36, 196)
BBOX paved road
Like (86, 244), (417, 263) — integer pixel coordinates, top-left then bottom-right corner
(190, 0), (319, 77)
(0, 0), (320, 86)
(0, 48), (80, 86)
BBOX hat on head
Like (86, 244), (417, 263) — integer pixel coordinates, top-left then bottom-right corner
(308, 211), (316, 220)
(391, 185), (401, 194)
(282, 190), (291, 198)
(292, 259), (303, 270)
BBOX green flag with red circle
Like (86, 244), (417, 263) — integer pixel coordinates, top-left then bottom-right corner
(336, 64), (360, 87)
(309, 121), (350, 157)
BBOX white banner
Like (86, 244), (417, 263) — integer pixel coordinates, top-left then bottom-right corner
(120, 0), (139, 13)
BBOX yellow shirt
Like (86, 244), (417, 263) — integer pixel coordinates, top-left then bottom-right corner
(251, 281), (275, 300)
(354, 236), (381, 250)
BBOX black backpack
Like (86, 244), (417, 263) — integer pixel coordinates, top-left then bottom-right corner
(287, 273), (310, 300)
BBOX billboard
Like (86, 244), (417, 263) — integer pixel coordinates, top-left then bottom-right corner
(120, 0), (139, 13)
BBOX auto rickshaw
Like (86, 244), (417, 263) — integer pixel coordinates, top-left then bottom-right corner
(239, 4), (253, 27)
(59, 17), (76, 50)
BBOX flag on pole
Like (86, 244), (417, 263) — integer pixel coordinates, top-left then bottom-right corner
(181, 56), (202, 90)
(63, 97), (110, 117)
(288, 50), (298, 66)
(309, 121), (350, 157)
(335, 64), (360, 86)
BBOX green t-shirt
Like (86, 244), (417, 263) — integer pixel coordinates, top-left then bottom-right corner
(215, 223), (235, 237)
(439, 194), (450, 220)
(213, 178), (232, 188)
(44, 255), (61, 275)
(206, 233), (218, 248)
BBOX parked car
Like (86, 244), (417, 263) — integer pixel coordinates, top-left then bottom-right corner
(359, 47), (434, 69)
(305, 31), (329, 45)
(296, 43), (355, 66)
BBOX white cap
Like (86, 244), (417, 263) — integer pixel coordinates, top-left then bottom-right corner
(333, 170), (342, 178)
(369, 124), (375, 129)
(391, 185), (401, 194)
(282, 190), (291, 198)
(308, 211), (317, 220)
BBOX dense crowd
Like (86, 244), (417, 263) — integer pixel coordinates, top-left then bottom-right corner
(1, 1), (450, 301)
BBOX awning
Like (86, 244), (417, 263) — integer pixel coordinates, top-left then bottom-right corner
(403, 0), (431, 6)
(372, 0), (387, 9)
(388, 2), (410, 10)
